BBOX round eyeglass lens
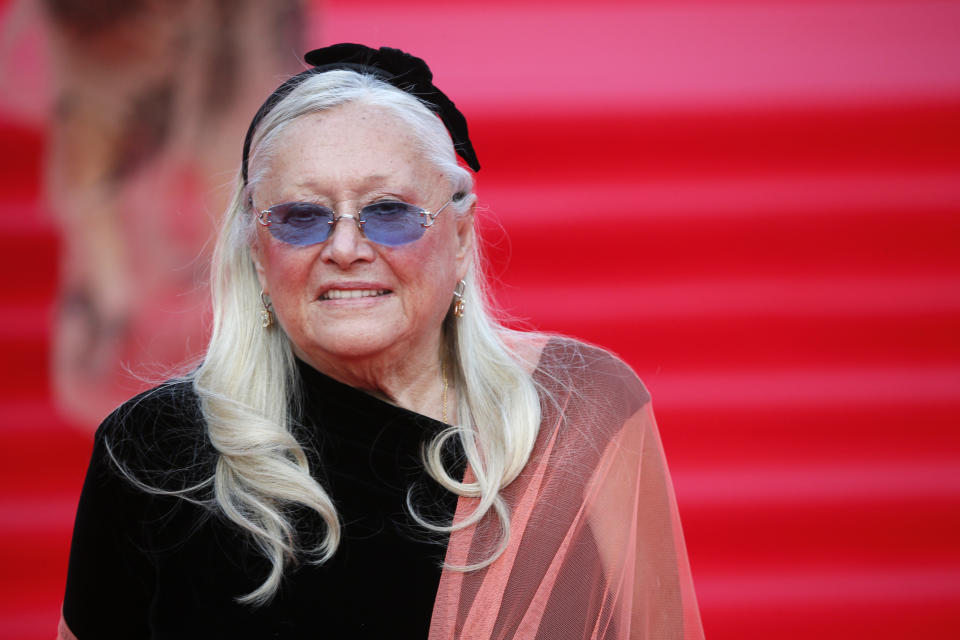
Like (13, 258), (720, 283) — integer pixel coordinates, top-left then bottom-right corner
(269, 202), (334, 245)
(361, 202), (427, 246)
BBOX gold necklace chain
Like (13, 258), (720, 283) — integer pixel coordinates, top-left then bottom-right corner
(441, 361), (449, 424)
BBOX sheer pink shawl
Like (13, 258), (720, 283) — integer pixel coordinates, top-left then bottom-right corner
(429, 343), (704, 639)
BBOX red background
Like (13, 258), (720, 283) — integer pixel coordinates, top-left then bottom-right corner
(1, 0), (959, 637)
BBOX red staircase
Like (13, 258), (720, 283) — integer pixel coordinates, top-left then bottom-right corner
(2, 0), (959, 638)
(0, 117), (91, 638)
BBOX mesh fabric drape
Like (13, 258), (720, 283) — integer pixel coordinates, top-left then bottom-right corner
(430, 342), (703, 639)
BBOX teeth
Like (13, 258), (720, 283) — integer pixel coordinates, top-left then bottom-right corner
(320, 288), (390, 300)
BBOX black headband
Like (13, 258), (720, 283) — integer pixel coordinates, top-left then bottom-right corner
(240, 43), (480, 183)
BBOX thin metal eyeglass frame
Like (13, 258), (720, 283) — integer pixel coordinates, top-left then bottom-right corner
(254, 195), (458, 246)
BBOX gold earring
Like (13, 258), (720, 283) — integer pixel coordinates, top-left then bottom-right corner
(260, 290), (274, 328)
(452, 280), (466, 318)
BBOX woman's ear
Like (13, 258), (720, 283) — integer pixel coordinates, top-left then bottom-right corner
(246, 193), (271, 294)
(249, 232), (269, 296)
(454, 200), (476, 280)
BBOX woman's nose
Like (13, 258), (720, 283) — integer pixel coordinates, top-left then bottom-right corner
(319, 214), (375, 267)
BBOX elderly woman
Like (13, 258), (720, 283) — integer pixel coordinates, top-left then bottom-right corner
(60, 44), (703, 639)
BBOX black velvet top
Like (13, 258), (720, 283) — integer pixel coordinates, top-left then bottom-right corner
(62, 359), (466, 639)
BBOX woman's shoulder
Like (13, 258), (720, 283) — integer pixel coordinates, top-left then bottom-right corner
(99, 378), (202, 440)
(534, 335), (651, 407)
(517, 336), (657, 485)
(94, 379), (211, 483)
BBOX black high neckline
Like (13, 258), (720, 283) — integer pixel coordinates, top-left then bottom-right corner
(294, 357), (450, 454)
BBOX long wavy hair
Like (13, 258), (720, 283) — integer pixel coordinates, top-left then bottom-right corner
(194, 70), (543, 604)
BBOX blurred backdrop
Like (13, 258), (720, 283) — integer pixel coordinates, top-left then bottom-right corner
(1, 0), (958, 638)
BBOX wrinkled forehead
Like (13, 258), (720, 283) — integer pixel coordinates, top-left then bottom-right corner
(251, 104), (448, 203)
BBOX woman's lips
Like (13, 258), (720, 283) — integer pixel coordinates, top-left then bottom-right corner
(318, 288), (391, 301)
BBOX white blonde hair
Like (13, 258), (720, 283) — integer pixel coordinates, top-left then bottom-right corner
(195, 71), (543, 604)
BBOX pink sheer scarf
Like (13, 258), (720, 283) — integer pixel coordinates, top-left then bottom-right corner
(57, 610), (78, 640)
(430, 346), (703, 639)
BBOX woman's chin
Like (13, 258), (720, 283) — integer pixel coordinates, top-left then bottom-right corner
(294, 324), (411, 367)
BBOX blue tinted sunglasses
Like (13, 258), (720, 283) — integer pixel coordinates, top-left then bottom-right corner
(255, 194), (461, 247)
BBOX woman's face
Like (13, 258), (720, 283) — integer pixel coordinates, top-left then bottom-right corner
(249, 102), (473, 377)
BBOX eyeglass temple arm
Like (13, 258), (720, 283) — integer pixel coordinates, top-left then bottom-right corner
(421, 193), (464, 228)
